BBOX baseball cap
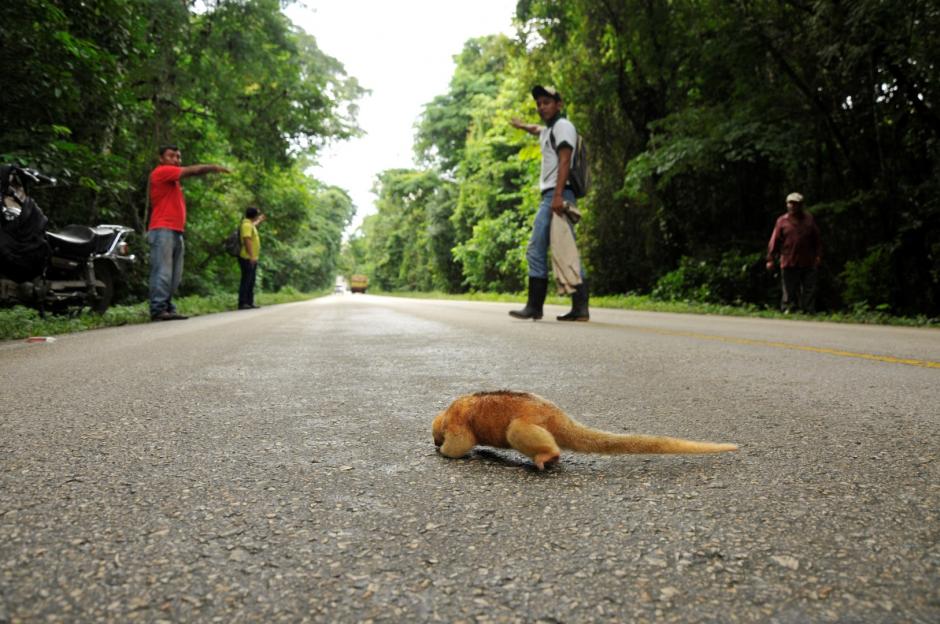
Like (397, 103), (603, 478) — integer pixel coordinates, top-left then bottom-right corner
(532, 85), (562, 101)
(786, 192), (804, 203)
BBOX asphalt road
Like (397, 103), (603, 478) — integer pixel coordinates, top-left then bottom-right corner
(1, 294), (938, 623)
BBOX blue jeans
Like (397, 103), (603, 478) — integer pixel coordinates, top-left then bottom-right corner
(147, 228), (184, 317)
(526, 188), (584, 279)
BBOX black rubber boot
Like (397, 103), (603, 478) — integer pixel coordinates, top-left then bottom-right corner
(509, 277), (548, 320)
(557, 279), (590, 321)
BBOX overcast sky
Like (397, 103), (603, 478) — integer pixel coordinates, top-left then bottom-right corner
(283, 0), (518, 235)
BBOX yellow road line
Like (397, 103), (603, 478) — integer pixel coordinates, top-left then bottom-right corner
(640, 327), (940, 369)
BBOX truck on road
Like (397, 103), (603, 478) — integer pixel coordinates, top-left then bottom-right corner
(349, 274), (369, 294)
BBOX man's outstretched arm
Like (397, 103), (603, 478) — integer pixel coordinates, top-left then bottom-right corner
(180, 164), (231, 179)
(510, 117), (541, 136)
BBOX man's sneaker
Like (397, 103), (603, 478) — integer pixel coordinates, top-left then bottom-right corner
(151, 311), (189, 321)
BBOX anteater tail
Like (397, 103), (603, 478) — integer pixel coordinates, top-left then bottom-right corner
(555, 420), (737, 455)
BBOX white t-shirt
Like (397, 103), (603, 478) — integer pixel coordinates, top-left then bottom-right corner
(538, 117), (577, 192)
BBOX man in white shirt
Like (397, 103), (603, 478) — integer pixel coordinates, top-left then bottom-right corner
(509, 85), (589, 321)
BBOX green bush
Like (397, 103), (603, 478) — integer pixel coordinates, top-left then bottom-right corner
(453, 210), (528, 292)
(651, 251), (768, 305)
(840, 245), (894, 311)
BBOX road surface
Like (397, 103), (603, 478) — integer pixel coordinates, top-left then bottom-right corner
(1, 294), (938, 622)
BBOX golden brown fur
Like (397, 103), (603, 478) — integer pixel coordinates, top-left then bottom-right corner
(432, 391), (737, 470)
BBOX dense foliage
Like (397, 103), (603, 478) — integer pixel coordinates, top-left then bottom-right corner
(0, 0), (362, 300)
(352, 1), (939, 316)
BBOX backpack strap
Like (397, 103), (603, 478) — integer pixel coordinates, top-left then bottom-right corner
(548, 125), (576, 166)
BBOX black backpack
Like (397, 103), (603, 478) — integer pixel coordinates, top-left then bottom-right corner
(550, 126), (591, 199)
(0, 165), (51, 281)
(222, 225), (241, 257)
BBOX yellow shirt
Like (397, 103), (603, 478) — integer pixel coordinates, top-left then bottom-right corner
(239, 218), (260, 260)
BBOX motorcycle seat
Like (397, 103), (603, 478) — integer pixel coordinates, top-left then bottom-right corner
(47, 224), (98, 256)
(48, 224), (96, 244)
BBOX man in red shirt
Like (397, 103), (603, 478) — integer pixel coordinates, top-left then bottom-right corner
(148, 145), (230, 320)
(766, 192), (822, 313)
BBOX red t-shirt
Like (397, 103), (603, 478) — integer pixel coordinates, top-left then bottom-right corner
(148, 165), (186, 231)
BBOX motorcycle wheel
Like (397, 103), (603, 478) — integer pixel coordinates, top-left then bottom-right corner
(90, 262), (115, 314)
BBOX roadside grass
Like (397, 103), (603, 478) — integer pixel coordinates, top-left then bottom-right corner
(0, 289), (324, 342)
(381, 290), (938, 328)
(4, 288), (935, 342)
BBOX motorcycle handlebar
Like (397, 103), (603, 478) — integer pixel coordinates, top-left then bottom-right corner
(19, 167), (57, 186)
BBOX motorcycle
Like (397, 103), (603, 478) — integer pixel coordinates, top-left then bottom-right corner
(0, 164), (136, 315)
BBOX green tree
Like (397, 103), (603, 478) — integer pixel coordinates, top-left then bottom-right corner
(363, 169), (448, 291)
(518, 0), (940, 314)
(413, 36), (540, 292)
(415, 35), (515, 173)
(0, 0), (364, 299)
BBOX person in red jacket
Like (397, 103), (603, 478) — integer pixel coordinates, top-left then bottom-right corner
(766, 192), (822, 313)
(148, 145), (230, 321)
